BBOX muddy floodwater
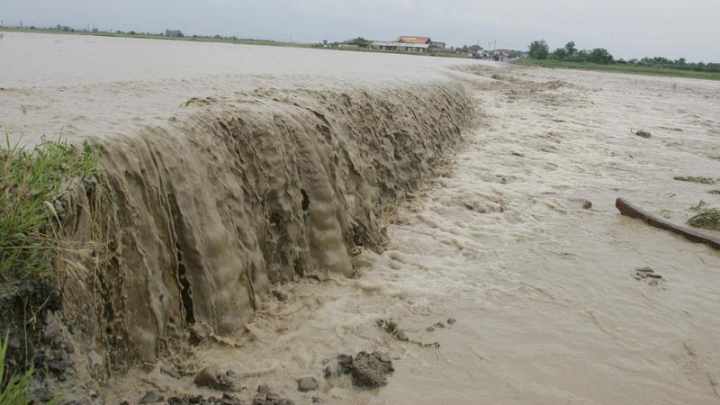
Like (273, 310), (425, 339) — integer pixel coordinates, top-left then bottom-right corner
(2, 32), (720, 405)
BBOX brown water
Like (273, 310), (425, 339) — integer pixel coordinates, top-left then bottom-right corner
(3, 32), (720, 404)
(0, 32), (477, 146)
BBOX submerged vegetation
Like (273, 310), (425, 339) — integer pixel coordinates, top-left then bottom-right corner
(673, 176), (717, 185)
(377, 318), (440, 349)
(687, 209), (720, 231)
(0, 138), (100, 279)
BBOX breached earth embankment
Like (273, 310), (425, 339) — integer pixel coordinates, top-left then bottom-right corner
(12, 81), (474, 400)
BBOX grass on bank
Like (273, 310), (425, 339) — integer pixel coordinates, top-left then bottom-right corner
(0, 336), (62, 404)
(1, 336), (35, 404)
(0, 137), (99, 280)
(514, 58), (720, 81)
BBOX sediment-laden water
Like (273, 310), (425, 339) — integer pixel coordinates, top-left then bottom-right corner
(2, 32), (720, 405)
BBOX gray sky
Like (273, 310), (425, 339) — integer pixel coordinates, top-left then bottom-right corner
(2, 0), (719, 62)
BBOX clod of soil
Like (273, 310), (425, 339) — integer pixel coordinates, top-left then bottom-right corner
(297, 376), (319, 392)
(167, 394), (244, 405)
(351, 351), (394, 388)
(139, 390), (164, 404)
(194, 366), (242, 391)
(336, 354), (354, 374)
(447, 318), (457, 325)
(271, 289), (288, 302)
(253, 393), (295, 405)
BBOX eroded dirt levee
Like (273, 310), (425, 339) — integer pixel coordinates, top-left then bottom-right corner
(55, 82), (473, 379)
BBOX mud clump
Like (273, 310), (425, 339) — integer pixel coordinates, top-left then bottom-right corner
(193, 366), (242, 391)
(351, 351), (394, 388)
(167, 393), (244, 405)
(336, 354), (354, 375)
(253, 385), (295, 405)
(296, 376), (319, 392)
(139, 390), (164, 403)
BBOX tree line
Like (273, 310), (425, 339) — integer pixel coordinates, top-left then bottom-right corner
(528, 40), (720, 73)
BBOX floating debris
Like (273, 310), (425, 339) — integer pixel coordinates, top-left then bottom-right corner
(634, 129), (652, 138)
(377, 318), (440, 348)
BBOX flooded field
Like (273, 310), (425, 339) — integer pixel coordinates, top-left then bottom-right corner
(2, 32), (720, 404)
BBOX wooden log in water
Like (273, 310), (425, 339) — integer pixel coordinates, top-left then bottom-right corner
(616, 198), (720, 251)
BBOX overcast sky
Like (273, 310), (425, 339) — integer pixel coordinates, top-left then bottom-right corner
(2, 0), (719, 62)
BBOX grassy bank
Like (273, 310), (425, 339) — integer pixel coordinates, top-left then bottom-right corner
(0, 138), (99, 280)
(514, 58), (720, 81)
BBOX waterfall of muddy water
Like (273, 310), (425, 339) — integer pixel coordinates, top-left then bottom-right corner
(3, 32), (720, 404)
(105, 67), (718, 404)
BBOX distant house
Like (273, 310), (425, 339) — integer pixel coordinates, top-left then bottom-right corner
(370, 35), (444, 53)
(431, 41), (446, 50)
(397, 35), (431, 45)
(370, 41), (430, 53)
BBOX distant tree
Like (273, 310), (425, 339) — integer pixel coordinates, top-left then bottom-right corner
(564, 41), (577, 56)
(551, 47), (567, 60)
(528, 40), (549, 59)
(509, 50), (523, 58)
(587, 48), (613, 64)
(346, 37), (373, 47)
(574, 49), (589, 62)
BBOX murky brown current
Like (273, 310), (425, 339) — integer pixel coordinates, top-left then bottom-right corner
(2, 32), (720, 404)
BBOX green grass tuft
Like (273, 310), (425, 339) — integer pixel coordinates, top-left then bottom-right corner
(687, 209), (720, 231)
(708, 190), (720, 195)
(0, 137), (100, 279)
(0, 336), (34, 404)
(673, 176), (717, 185)
(0, 336), (62, 404)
